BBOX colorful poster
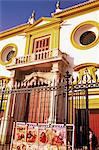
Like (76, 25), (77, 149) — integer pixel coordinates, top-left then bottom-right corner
(26, 123), (38, 150)
(38, 124), (50, 149)
(26, 123), (38, 143)
(15, 122), (27, 142)
(51, 124), (66, 150)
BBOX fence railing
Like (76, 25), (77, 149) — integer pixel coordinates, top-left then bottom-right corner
(0, 71), (99, 150)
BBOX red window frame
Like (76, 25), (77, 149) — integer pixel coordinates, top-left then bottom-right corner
(33, 36), (50, 53)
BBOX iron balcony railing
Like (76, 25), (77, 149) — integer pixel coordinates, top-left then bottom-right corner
(15, 48), (62, 65)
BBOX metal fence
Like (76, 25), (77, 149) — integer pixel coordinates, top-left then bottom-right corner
(66, 71), (99, 150)
(0, 71), (99, 150)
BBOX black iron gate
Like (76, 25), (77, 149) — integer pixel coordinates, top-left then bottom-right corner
(0, 71), (99, 150)
(65, 71), (99, 149)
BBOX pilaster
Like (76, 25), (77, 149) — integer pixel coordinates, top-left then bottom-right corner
(48, 61), (62, 124)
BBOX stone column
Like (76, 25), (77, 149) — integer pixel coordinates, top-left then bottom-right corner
(48, 62), (62, 124)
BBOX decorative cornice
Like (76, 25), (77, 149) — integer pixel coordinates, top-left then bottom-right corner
(74, 63), (99, 71)
(24, 17), (61, 33)
(0, 23), (30, 41)
(52, 0), (99, 19)
(0, 17), (61, 40)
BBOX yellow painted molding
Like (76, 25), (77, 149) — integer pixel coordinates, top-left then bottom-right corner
(0, 43), (18, 66)
(24, 35), (31, 55)
(27, 24), (60, 54)
(0, 76), (10, 84)
(0, 76), (10, 80)
(88, 90), (99, 96)
(25, 19), (61, 34)
(24, 17), (61, 33)
(53, 0), (99, 19)
(73, 66), (98, 84)
(69, 89), (99, 97)
(71, 21), (99, 50)
(24, 20), (60, 55)
(29, 17), (60, 26)
(69, 98), (99, 109)
(74, 63), (99, 71)
(0, 23), (29, 41)
(54, 7), (98, 23)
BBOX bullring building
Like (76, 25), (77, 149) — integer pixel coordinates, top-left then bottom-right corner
(0, 0), (99, 149)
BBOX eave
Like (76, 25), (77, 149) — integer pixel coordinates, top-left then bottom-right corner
(0, 23), (30, 41)
(52, 0), (99, 19)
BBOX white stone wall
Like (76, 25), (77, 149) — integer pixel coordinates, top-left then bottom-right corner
(0, 35), (26, 77)
(60, 10), (99, 66)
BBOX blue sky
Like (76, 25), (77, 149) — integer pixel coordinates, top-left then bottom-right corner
(0, 0), (88, 32)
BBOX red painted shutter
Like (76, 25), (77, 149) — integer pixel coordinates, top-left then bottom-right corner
(89, 109), (99, 143)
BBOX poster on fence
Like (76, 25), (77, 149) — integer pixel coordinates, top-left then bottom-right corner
(12, 122), (27, 150)
(26, 123), (38, 150)
(38, 124), (51, 150)
(11, 122), (66, 150)
(15, 122), (27, 142)
(51, 124), (66, 150)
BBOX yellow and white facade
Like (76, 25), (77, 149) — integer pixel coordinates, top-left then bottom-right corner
(0, 0), (99, 146)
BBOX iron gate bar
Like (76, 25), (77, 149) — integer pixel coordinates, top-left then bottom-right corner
(64, 71), (71, 124)
(85, 88), (90, 150)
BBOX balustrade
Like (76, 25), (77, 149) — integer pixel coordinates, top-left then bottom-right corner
(15, 49), (62, 65)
